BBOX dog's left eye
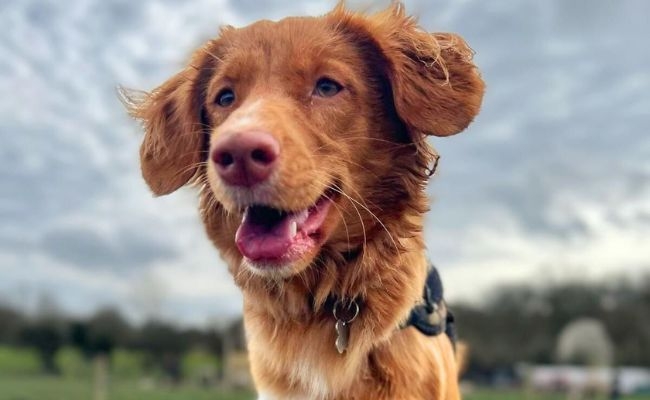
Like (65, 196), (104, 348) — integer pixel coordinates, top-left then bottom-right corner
(314, 78), (343, 98)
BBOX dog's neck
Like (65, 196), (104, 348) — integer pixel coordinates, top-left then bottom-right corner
(238, 219), (430, 398)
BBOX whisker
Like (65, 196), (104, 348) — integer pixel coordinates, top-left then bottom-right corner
(312, 176), (368, 268)
(324, 177), (403, 268)
(305, 180), (352, 255)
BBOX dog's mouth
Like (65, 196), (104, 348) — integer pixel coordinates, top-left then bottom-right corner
(235, 188), (336, 266)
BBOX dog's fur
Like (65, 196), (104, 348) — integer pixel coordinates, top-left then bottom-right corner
(123, 3), (484, 399)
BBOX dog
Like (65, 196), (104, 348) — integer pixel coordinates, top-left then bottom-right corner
(122, 2), (484, 399)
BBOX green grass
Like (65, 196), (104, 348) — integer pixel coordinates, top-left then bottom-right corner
(0, 376), (254, 400)
(0, 346), (41, 375)
(465, 390), (561, 400)
(465, 389), (650, 400)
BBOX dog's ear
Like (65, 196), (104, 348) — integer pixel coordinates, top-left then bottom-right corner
(119, 46), (216, 196)
(333, 3), (485, 137)
(387, 29), (485, 137)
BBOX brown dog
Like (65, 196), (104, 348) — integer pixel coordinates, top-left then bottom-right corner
(123, 2), (484, 399)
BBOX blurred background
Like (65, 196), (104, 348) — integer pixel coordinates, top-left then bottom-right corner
(1, 0), (648, 399)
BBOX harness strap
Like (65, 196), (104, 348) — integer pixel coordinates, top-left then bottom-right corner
(401, 265), (456, 346)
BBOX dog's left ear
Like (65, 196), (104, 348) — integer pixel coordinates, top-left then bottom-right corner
(335, 4), (485, 137)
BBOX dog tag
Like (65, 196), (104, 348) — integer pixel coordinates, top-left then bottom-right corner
(335, 319), (349, 354)
(333, 299), (359, 354)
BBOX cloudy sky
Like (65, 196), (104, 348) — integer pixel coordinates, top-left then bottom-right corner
(1, 0), (648, 327)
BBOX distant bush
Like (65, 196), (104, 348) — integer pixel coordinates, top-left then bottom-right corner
(0, 345), (41, 375)
(182, 347), (221, 384)
(111, 348), (146, 378)
(56, 346), (88, 378)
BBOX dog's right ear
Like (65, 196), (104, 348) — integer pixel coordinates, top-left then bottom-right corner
(119, 45), (217, 196)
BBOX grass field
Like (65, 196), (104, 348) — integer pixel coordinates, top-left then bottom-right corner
(0, 376), (254, 400)
(464, 389), (649, 400)
(1, 376), (649, 400)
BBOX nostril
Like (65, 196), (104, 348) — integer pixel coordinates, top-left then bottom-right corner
(214, 151), (234, 167)
(251, 148), (275, 165)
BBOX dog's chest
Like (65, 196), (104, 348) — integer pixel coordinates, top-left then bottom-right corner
(246, 316), (362, 399)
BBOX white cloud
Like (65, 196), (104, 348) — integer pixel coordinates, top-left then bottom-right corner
(433, 182), (650, 303)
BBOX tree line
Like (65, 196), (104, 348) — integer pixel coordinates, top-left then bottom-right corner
(0, 305), (245, 380)
(1, 274), (648, 380)
(452, 274), (650, 381)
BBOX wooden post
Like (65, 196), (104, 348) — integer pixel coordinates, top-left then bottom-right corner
(93, 354), (108, 400)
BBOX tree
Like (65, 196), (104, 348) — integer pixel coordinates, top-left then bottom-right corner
(0, 304), (25, 344)
(20, 320), (64, 374)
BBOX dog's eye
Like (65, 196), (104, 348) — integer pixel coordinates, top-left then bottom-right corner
(216, 88), (235, 107)
(314, 78), (342, 98)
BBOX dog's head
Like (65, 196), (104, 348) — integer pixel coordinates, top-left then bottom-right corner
(123, 3), (484, 281)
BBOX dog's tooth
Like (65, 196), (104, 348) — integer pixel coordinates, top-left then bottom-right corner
(289, 221), (297, 238)
(296, 209), (310, 224)
(241, 207), (250, 223)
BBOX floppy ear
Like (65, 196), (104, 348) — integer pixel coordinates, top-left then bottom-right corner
(387, 30), (485, 137)
(334, 3), (485, 137)
(119, 47), (215, 196)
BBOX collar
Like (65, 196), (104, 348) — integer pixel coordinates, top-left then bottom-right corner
(324, 264), (456, 355)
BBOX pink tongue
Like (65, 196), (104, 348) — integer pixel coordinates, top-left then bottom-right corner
(235, 208), (309, 261)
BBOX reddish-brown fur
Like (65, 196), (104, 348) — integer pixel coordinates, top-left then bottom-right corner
(123, 3), (484, 399)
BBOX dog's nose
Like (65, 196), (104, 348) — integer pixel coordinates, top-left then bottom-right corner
(211, 131), (280, 187)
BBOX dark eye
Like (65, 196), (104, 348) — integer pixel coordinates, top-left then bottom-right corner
(216, 88), (235, 107)
(314, 78), (342, 98)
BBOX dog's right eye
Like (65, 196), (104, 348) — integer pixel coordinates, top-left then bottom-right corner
(216, 89), (236, 107)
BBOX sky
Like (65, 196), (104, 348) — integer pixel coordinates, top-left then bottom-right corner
(1, 0), (648, 327)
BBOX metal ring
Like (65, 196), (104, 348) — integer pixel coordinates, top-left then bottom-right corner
(333, 299), (359, 323)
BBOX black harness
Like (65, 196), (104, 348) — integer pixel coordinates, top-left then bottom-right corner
(401, 265), (456, 346)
